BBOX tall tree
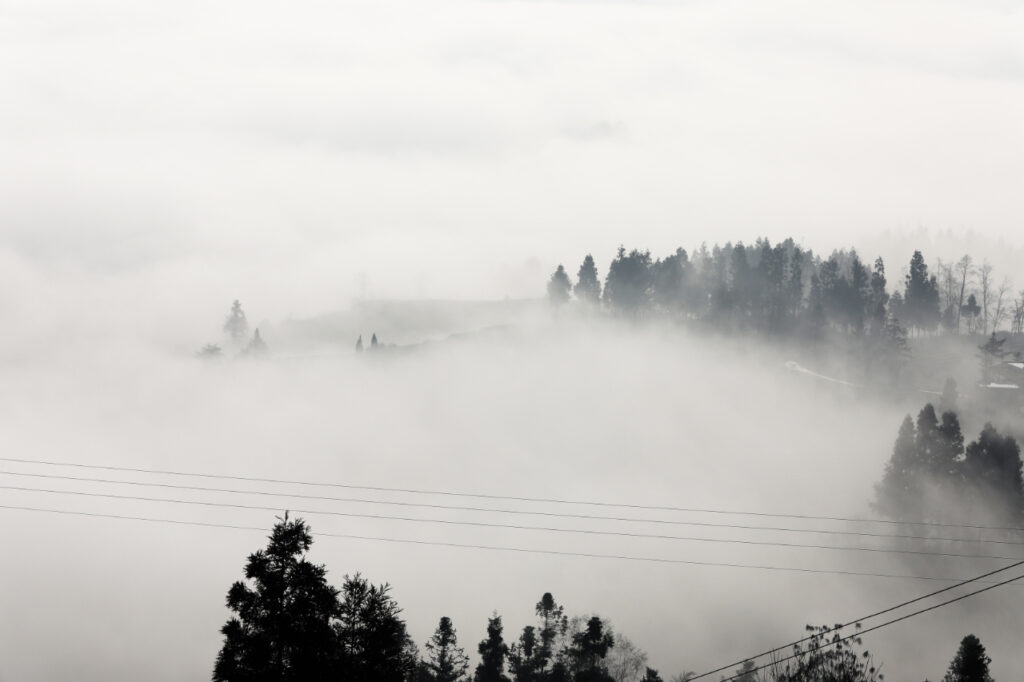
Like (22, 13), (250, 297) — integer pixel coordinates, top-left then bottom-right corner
(424, 617), (469, 682)
(574, 255), (602, 305)
(903, 251), (941, 334)
(548, 266), (572, 307)
(224, 300), (249, 342)
(954, 255), (974, 333)
(534, 593), (567, 676)
(942, 635), (993, 682)
(565, 617), (614, 681)
(213, 515), (338, 682)
(650, 248), (690, 314)
(335, 574), (416, 682)
(475, 614), (511, 682)
(874, 416), (922, 519)
(604, 247), (653, 315)
(963, 423), (1024, 522)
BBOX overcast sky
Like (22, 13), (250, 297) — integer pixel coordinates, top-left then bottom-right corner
(2, 0), (1023, 319)
(3, 3), (1024, 680)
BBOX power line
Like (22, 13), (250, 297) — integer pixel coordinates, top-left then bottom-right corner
(2, 455), (1021, 534)
(1, 469), (1021, 547)
(4, 482), (1024, 560)
(6, 471), (1024, 561)
(688, 557), (1024, 681)
(717, 571), (1024, 682)
(1, 503), (1022, 585)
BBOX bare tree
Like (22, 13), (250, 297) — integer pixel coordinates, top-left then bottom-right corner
(607, 633), (648, 682)
(992, 277), (1012, 333)
(978, 260), (994, 334)
(954, 255), (973, 334)
(1013, 290), (1024, 335)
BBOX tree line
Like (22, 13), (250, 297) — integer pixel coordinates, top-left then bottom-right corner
(874, 400), (1024, 525)
(548, 240), (1024, 339)
(212, 515), (1001, 682)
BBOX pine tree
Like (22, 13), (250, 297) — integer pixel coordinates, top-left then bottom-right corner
(565, 616), (614, 679)
(548, 265), (572, 306)
(213, 515), (338, 682)
(874, 416), (922, 519)
(424, 617), (469, 682)
(904, 251), (941, 334)
(604, 247), (653, 315)
(335, 574), (416, 682)
(963, 423), (1024, 522)
(942, 635), (993, 682)
(574, 255), (602, 304)
(224, 300), (249, 342)
(534, 593), (567, 675)
(475, 614), (510, 682)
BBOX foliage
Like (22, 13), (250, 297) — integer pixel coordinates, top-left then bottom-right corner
(941, 635), (993, 682)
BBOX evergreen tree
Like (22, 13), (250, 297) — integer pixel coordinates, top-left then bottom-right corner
(904, 251), (941, 334)
(213, 515), (338, 682)
(961, 294), (982, 334)
(868, 257), (889, 335)
(574, 255), (602, 305)
(548, 265), (572, 307)
(224, 300), (249, 342)
(963, 423), (1024, 521)
(874, 415), (922, 519)
(534, 593), (567, 676)
(475, 614), (510, 682)
(335, 574), (416, 682)
(604, 247), (653, 315)
(650, 248), (690, 314)
(246, 328), (268, 355)
(942, 635), (993, 682)
(509, 626), (538, 682)
(565, 616), (614, 679)
(424, 617), (469, 682)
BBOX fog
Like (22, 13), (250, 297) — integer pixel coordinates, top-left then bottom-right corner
(3, 0), (1024, 680)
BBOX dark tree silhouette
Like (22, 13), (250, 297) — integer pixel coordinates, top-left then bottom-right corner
(224, 300), (249, 342)
(942, 635), (993, 682)
(356, 335), (364, 353)
(641, 669), (664, 682)
(423, 617), (469, 682)
(371, 333), (379, 348)
(213, 515), (338, 682)
(565, 616), (614, 680)
(335, 574), (417, 682)
(767, 624), (881, 682)
(650, 248), (690, 315)
(961, 294), (982, 334)
(874, 415), (923, 520)
(508, 626), (538, 682)
(535, 592), (567, 676)
(963, 423), (1023, 521)
(548, 265), (572, 306)
(475, 614), (511, 682)
(604, 247), (653, 315)
(903, 250), (941, 334)
(574, 255), (602, 304)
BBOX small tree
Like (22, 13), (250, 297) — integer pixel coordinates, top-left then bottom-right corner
(475, 614), (510, 682)
(548, 265), (572, 306)
(424, 617), (470, 682)
(942, 635), (993, 682)
(213, 515), (338, 682)
(575, 255), (602, 305)
(224, 300), (249, 342)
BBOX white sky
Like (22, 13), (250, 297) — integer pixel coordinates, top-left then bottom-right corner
(2, 0), (1023, 314)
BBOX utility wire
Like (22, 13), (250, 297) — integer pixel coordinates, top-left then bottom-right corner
(1, 470), (1020, 547)
(1, 503), (1022, 585)
(2, 455), (1021, 534)
(687, 557), (1024, 681)
(2, 473), (1024, 561)
(4, 482), (1024, 559)
(716, 571), (1024, 682)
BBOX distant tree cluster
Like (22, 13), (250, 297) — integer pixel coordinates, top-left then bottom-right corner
(197, 300), (269, 359)
(547, 241), (1024, 341)
(213, 517), (662, 682)
(874, 404), (1024, 524)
